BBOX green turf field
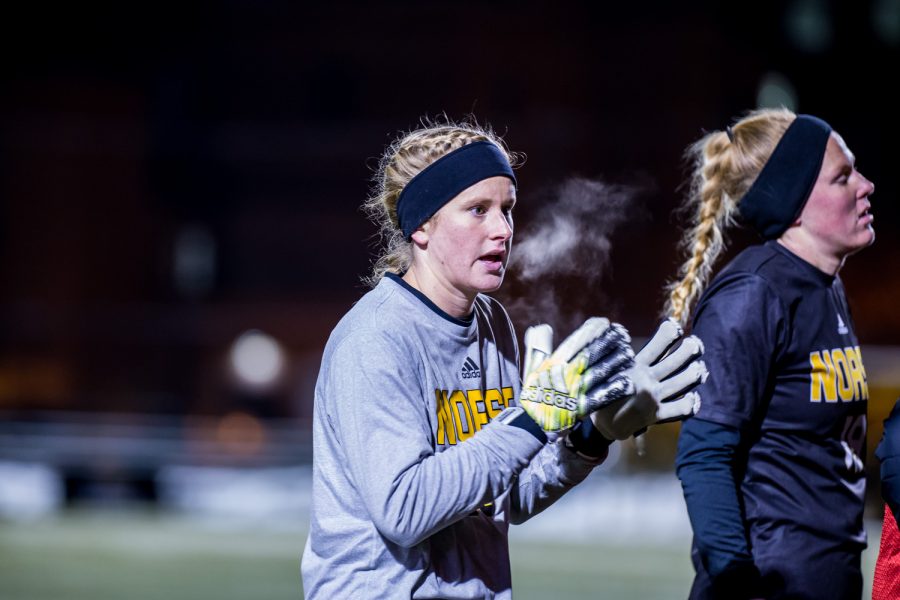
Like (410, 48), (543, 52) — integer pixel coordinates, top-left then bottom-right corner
(0, 509), (879, 599)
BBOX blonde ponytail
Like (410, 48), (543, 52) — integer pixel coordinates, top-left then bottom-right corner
(664, 108), (797, 326)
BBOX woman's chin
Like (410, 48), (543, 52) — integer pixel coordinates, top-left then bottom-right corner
(471, 272), (505, 294)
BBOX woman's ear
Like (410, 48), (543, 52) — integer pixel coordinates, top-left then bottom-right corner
(410, 224), (429, 246)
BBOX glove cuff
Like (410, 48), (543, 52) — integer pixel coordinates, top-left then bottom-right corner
(495, 407), (548, 444)
(565, 418), (613, 460)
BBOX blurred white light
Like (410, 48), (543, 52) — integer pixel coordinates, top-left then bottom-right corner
(756, 72), (799, 112)
(0, 462), (64, 520)
(157, 465), (312, 521)
(229, 330), (285, 388)
(873, 0), (900, 46)
(785, 0), (833, 53)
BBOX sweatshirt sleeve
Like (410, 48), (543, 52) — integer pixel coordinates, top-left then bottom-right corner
(509, 418), (609, 524)
(323, 330), (546, 548)
(677, 418), (764, 597)
(675, 273), (785, 597)
(689, 273), (787, 429)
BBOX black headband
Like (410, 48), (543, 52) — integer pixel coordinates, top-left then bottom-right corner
(738, 114), (833, 240)
(396, 140), (517, 239)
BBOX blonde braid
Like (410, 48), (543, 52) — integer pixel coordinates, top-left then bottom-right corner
(664, 108), (797, 326)
(665, 132), (737, 325)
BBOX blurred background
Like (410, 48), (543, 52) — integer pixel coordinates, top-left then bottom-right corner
(1, 1), (898, 598)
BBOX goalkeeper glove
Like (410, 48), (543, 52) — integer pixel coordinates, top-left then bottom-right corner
(590, 318), (706, 440)
(519, 317), (635, 432)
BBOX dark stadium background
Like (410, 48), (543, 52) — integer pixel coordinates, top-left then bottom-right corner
(0, 0), (900, 600)
(0, 2), (898, 596)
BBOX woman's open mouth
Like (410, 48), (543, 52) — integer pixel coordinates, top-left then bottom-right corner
(479, 252), (505, 270)
(859, 205), (873, 224)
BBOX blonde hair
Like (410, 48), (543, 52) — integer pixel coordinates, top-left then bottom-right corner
(363, 116), (521, 287)
(664, 107), (797, 326)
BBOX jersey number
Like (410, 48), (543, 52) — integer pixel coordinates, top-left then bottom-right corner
(840, 413), (866, 474)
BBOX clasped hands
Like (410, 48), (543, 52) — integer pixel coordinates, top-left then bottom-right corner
(519, 317), (706, 438)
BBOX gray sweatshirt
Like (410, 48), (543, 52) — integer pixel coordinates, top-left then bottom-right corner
(301, 274), (600, 599)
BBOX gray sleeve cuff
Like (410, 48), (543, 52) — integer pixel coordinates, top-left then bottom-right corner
(494, 407), (547, 444)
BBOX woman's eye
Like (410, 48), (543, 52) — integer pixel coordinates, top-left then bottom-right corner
(471, 206), (486, 215)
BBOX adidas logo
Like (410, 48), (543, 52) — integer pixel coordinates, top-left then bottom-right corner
(461, 357), (481, 380)
(837, 314), (849, 335)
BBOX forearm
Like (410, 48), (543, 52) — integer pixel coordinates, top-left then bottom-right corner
(359, 407), (546, 547)
(510, 419), (611, 524)
(677, 418), (763, 596)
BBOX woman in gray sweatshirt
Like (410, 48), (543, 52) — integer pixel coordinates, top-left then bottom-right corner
(301, 117), (705, 599)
